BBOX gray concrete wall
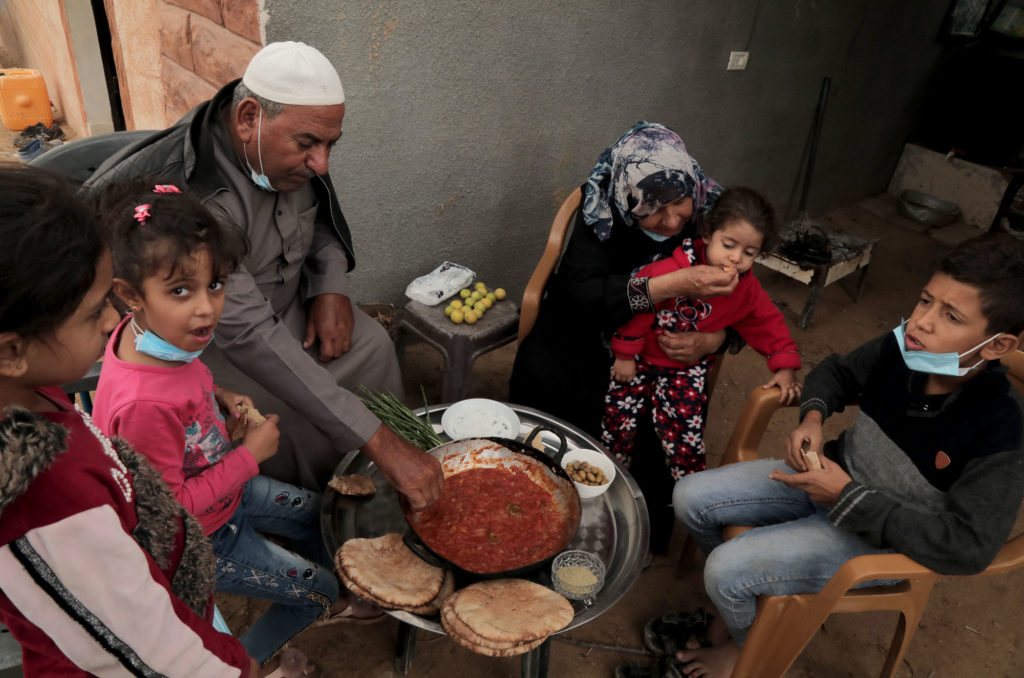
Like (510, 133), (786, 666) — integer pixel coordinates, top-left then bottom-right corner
(265, 0), (947, 304)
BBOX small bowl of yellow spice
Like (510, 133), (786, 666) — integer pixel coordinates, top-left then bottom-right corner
(551, 550), (606, 602)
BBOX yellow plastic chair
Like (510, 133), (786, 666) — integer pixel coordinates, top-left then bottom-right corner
(718, 349), (1024, 678)
(518, 186), (582, 342)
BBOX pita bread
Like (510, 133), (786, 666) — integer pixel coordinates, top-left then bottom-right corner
(338, 533), (445, 608)
(442, 598), (530, 650)
(442, 600), (546, 656)
(336, 557), (454, 615)
(336, 567), (396, 609)
(803, 450), (822, 471)
(238, 403), (266, 426)
(405, 569), (455, 616)
(228, 403), (267, 442)
(328, 473), (376, 497)
(446, 625), (545, 657)
(449, 578), (573, 644)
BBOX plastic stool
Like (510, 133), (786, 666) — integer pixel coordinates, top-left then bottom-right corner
(395, 299), (519, 402)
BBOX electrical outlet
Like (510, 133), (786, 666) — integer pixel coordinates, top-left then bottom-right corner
(727, 51), (749, 71)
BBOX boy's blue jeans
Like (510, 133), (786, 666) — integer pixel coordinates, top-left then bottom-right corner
(673, 459), (893, 644)
(210, 475), (338, 663)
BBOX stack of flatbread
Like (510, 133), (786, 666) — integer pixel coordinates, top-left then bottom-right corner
(440, 579), (574, 656)
(335, 533), (453, 615)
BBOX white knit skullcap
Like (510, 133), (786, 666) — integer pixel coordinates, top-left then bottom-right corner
(242, 41), (345, 106)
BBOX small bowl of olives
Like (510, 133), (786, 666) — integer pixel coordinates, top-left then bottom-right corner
(560, 449), (616, 499)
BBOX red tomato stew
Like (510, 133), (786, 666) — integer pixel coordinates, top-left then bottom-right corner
(411, 467), (569, 573)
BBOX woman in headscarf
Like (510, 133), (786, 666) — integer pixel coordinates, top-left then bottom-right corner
(509, 122), (738, 552)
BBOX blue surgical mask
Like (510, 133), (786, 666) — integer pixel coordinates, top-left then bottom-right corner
(130, 317), (208, 364)
(893, 320), (1000, 377)
(244, 107), (275, 192)
(641, 229), (672, 242)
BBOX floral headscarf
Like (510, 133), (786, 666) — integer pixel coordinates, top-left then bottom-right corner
(582, 121), (722, 242)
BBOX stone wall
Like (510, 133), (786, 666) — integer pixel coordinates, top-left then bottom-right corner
(155, 0), (263, 124)
(0, 1), (87, 137)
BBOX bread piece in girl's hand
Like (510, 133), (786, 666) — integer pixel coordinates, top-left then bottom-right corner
(229, 403), (267, 442)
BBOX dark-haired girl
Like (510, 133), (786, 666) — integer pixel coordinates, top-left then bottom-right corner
(91, 182), (377, 667)
(0, 166), (256, 676)
(601, 187), (802, 481)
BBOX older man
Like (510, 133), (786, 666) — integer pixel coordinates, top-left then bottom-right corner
(86, 42), (442, 509)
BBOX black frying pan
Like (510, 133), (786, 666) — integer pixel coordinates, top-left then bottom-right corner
(400, 427), (581, 578)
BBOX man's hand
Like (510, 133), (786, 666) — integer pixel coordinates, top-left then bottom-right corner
(361, 423), (444, 510)
(768, 459), (850, 507)
(304, 293), (355, 362)
(657, 328), (726, 364)
(650, 265), (739, 302)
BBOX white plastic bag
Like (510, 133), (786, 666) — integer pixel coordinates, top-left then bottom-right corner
(404, 261), (475, 306)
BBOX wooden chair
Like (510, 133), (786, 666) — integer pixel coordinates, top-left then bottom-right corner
(716, 349), (1024, 678)
(518, 186), (582, 342)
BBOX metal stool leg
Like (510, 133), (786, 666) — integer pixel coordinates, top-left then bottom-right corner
(798, 264), (829, 329)
(394, 621), (417, 676)
(441, 335), (473, 403)
(520, 638), (551, 678)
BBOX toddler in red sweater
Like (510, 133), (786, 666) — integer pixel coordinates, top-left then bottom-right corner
(601, 187), (801, 479)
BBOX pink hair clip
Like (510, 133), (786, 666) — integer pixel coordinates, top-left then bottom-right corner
(134, 204), (152, 224)
(153, 184), (181, 194)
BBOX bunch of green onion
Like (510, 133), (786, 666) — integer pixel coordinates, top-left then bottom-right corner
(359, 387), (444, 450)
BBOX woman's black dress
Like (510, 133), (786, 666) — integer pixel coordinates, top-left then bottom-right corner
(509, 204), (695, 552)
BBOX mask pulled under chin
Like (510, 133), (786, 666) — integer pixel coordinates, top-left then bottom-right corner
(131, 317), (208, 364)
(640, 229), (672, 242)
(892, 321), (999, 377)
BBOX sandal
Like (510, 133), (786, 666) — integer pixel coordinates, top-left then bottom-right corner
(315, 602), (387, 626)
(643, 607), (714, 656)
(262, 648), (319, 678)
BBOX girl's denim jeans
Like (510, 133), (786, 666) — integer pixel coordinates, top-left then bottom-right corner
(210, 475), (338, 663)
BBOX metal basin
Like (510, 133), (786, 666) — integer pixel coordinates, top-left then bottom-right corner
(899, 190), (960, 226)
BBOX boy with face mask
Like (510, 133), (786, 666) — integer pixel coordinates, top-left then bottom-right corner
(669, 233), (1024, 678)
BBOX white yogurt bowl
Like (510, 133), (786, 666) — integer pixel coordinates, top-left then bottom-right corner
(441, 398), (521, 440)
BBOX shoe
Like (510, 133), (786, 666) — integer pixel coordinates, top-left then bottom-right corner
(42, 123), (64, 141)
(315, 602), (387, 626)
(643, 607), (714, 656)
(13, 122), (45, 148)
(16, 138), (43, 162)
